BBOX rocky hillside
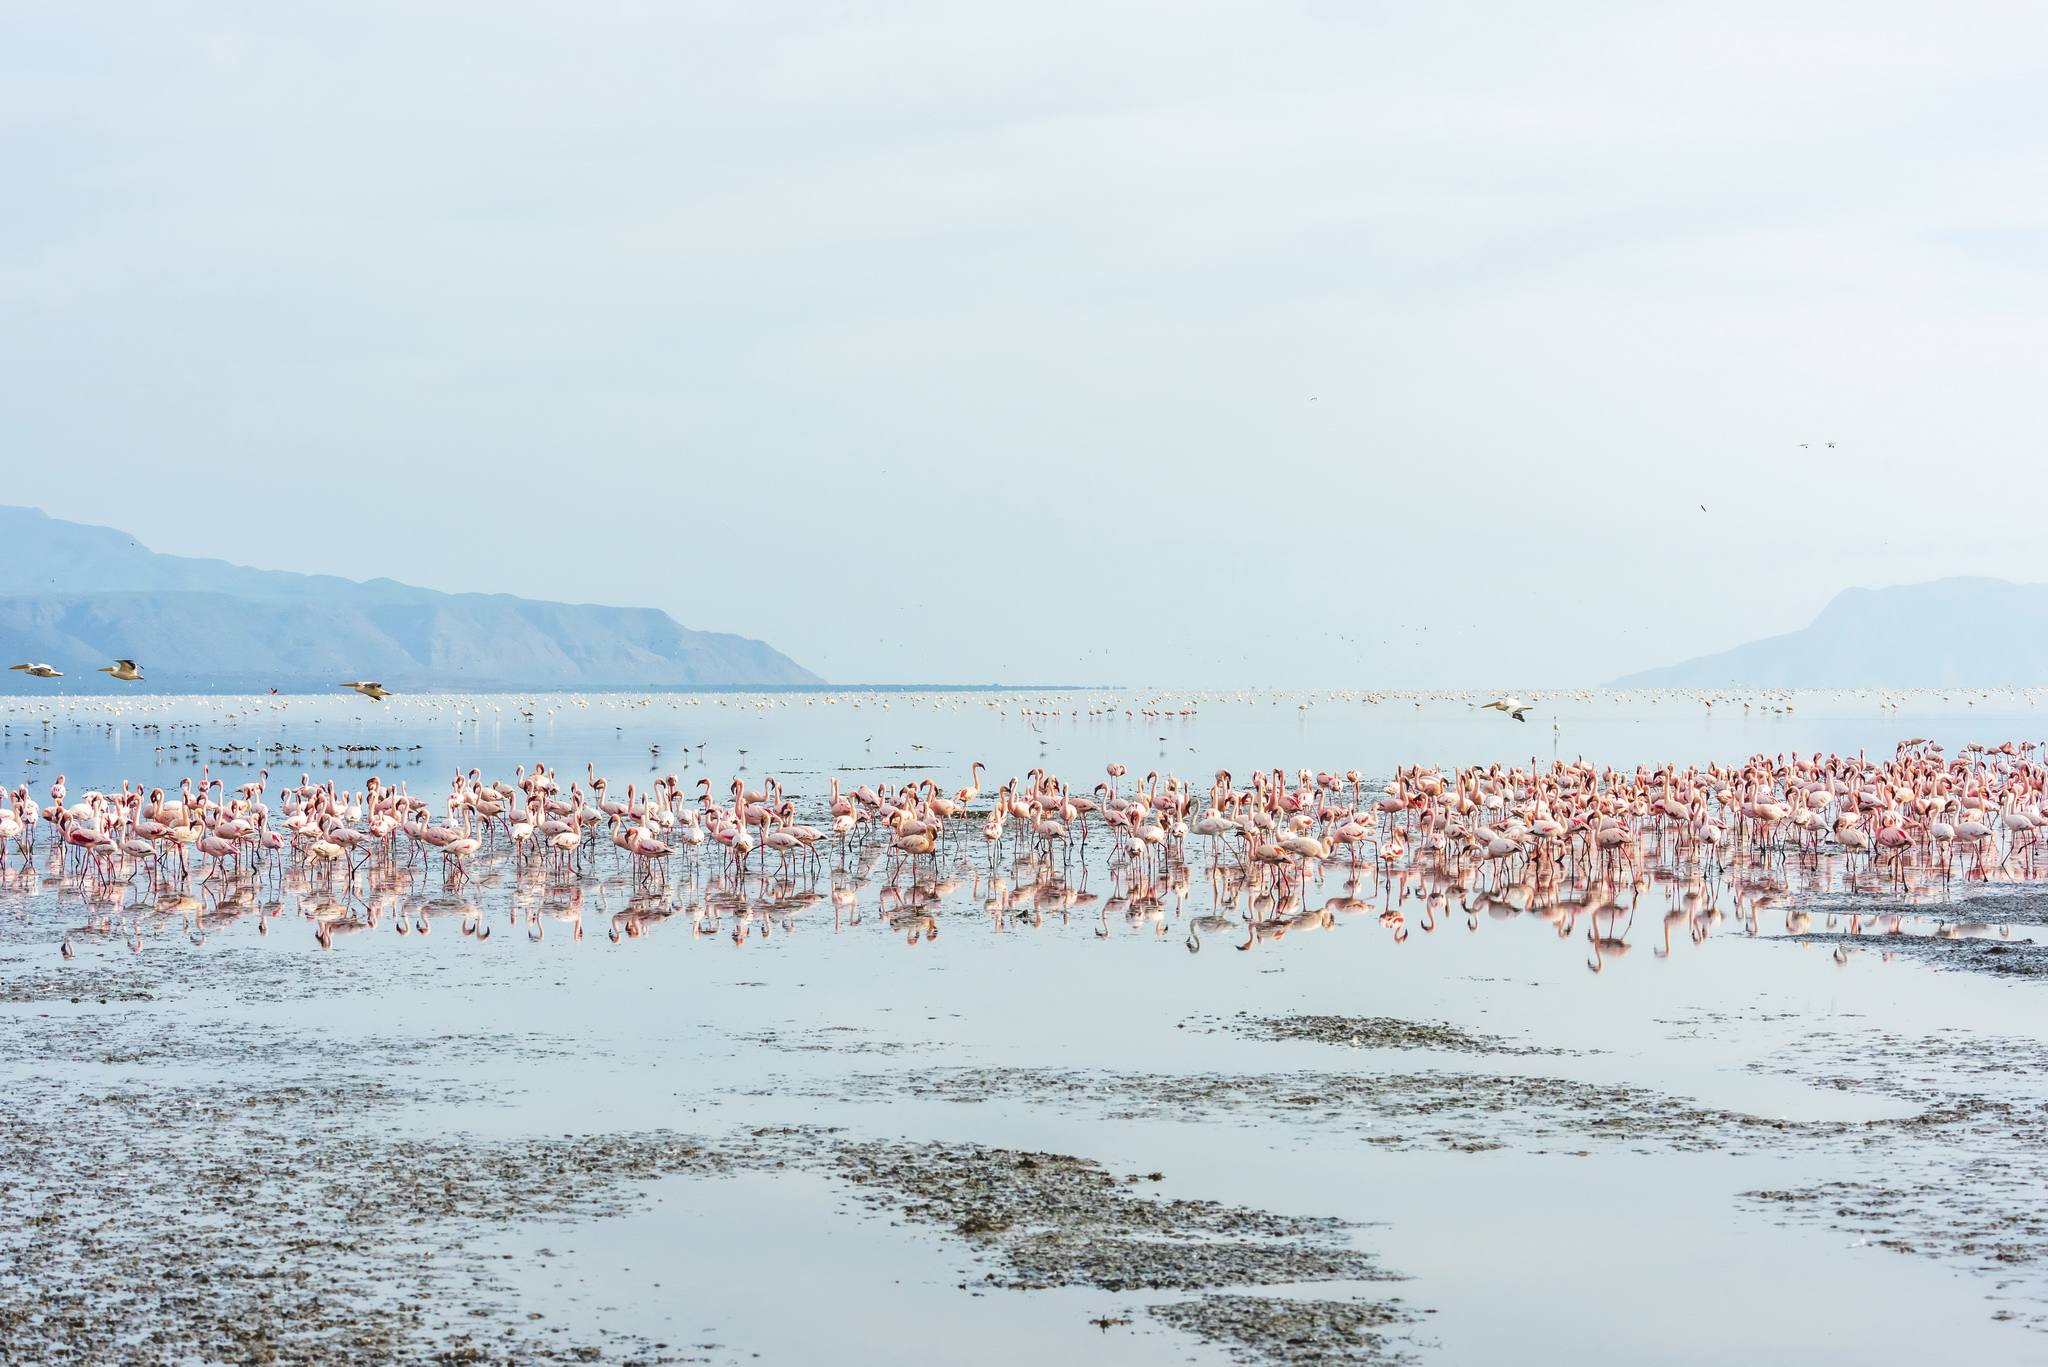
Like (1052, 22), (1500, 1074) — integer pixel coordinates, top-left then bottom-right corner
(1614, 578), (2048, 687)
(0, 506), (819, 691)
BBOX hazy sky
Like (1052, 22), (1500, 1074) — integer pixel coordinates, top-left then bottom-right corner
(5, 3), (2045, 686)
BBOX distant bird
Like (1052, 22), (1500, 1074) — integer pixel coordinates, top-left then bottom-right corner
(337, 680), (392, 701)
(1699, 504), (1707, 512)
(1481, 696), (1533, 722)
(1826, 441), (1837, 448)
(8, 663), (61, 679)
(98, 659), (144, 682)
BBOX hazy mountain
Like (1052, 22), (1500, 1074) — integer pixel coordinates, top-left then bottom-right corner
(1615, 578), (2048, 688)
(0, 506), (820, 691)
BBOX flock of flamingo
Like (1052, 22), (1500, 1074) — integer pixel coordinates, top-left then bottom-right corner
(2, 733), (2038, 962)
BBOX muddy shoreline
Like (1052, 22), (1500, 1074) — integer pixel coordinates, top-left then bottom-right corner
(1780, 930), (2048, 978)
(6, 946), (2048, 1361)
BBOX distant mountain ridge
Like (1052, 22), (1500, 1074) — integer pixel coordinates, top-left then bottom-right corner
(0, 506), (820, 691)
(1615, 577), (2048, 687)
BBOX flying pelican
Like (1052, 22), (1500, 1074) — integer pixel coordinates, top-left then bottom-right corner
(338, 681), (393, 701)
(8, 663), (61, 679)
(1481, 696), (1533, 722)
(98, 659), (144, 682)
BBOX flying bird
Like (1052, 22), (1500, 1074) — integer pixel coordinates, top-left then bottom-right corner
(1481, 696), (1533, 722)
(8, 663), (62, 679)
(98, 659), (144, 682)
(338, 680), (392, 701)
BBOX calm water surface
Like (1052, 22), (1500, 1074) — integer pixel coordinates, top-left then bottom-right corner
(3, 688), (2044, 1365)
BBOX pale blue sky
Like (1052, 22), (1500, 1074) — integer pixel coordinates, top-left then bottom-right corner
(4, 2), (2045, 684)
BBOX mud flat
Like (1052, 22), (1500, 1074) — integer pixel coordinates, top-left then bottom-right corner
(1152, 1295), (1417, 1367)
(0, 1073), (737, 1365)
(1783, 931), (2048, 979)
(1, 1063), (1433, 1367)
(1806, 887), (2048, 929)
(829, 1140), (1422, 1363)
(0, 946), (717, 1365)
(0, 976), (1436, 1365)
(756, 1064), (1852, 1154)
(1202, 1011), (1580, 1056)
(1731, 1021), (2048, 1332)
(6, 1001), (2048, 1361)
(7, 921), (2048, 1362)
(832, 1138), (1378, 1289)
(755, 1007), (2048, 1338)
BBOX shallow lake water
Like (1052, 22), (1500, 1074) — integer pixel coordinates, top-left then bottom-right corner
(3, 687), (2045, 1364)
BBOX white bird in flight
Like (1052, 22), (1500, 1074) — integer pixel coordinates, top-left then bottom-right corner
(98, 659), (144, 682)
(8, 662), (62, 679)
(338, 680), (393, 701)
(1481, 696), (1533, 722)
